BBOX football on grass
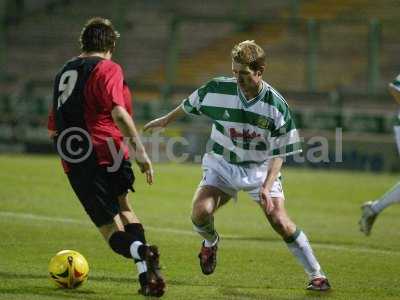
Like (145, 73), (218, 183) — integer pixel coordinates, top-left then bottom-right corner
(48, 250), (89, 289)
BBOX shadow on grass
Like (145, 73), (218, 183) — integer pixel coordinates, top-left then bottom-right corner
(222, 235), (278, 243)
(0, 271), (136, 284)
(166, 278), (334, 300)
(219, 287), (334, 300)
(0, 286), (96, 299)
(1, 272), (335, 299)
(0, 271), (140, 298)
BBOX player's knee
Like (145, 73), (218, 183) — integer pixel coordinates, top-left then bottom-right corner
(191, 201), (213, 223)
(191, 209), (209, 224)
(271, 215), (292, 237)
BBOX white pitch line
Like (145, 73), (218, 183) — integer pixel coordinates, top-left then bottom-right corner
(1, 211), (399, 256)
(0, 211), (89, 224)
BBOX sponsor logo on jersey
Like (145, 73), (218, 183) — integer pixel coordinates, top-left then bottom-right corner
(229, 128), (261, 141)
(256, 116), (270, 129)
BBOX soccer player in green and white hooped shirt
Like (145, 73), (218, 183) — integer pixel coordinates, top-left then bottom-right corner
(359, 74), (400, 235)
(144, 40), (330, 291)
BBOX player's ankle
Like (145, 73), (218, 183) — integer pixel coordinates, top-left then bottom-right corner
(204, 233), (219, 247)
(129, 241), (148, 260)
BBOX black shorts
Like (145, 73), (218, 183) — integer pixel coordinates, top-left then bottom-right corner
(67, 160), (135, 227)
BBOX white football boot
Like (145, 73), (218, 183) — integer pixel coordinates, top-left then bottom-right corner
(359, 201), (378, 236)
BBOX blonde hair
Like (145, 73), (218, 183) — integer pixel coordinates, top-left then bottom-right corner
(231, 40), (266, 71)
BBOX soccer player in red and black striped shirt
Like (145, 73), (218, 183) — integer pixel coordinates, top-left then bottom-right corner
(48, 17), (165, 297)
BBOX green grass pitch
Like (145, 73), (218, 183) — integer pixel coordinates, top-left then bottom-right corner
(0, 154), (399, 299)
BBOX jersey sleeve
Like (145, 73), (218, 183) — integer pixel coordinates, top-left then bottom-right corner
(268, 103), (302, 158)
(182, 89), (202, 116)
(181, 81), (213, 116)
(95, 61), (125, 109)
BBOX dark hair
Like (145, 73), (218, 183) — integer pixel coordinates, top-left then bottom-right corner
(79, 17), (120, 53)
(231, 40), (266, 72)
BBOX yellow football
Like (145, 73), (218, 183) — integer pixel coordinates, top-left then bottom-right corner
(48, 250), (89, 289)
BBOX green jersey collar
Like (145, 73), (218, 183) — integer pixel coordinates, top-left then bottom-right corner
(237, 80), (267, 108)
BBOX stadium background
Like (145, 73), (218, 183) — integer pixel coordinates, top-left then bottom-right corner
(1, 0), (399, 171)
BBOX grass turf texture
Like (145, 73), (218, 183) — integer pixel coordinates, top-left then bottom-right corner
(0, 154), (399, 300)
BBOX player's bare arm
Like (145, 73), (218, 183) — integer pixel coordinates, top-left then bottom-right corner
(47, 105), (58, 139)
(112, 105), (154, 184)
(143, 104), (186, 132)
(260, 157), (283, 214)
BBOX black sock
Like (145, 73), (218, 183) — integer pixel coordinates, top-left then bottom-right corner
(109, 230), (148, 288)
(124, 223), (147, 259)
(138, 272), (147, 287)
(124, 223), (147, 244)
(137, 244), (147, 260)
(134, 258), (148, 287)
(108, 231), (136, 258)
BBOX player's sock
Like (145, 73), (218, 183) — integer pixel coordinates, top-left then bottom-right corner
(192, 216), (219, 247)
(285, 228), (324, 279)
(125, 223), (147, 244)
(135, 259), (148, 287)
(129, 241), (147, 260)
(108, 231), (149, 287)
(204, 234), (219, 247)
(108, 231), (147, 260)
(371, 182), (400, 213)
(124, 223), (148, 286)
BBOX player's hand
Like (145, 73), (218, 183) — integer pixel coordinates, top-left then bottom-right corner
(135, 150), (154, 185)
(260, 186), (274, 214)
(143, 116), (168, 132)
(48, 130), (58, 139)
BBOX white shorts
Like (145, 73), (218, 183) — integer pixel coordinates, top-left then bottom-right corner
(199, 153), (284, 202)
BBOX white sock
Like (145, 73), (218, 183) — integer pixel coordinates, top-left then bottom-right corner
(371, 182), (400, 213)
(136, 260), (148, 288)
(286, 230), (324, 279)
(192, 216), (218, 246)
(204, 234), (219, 248)
(129, 241), (144, 260)
(135, 260), (147, 274)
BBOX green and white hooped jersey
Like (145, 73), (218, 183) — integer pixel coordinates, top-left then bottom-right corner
(392, 74), (400, 123)
(391, 74), (400, 126)
(391, 74), (400, 154)
(182, 77), (302, 164)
